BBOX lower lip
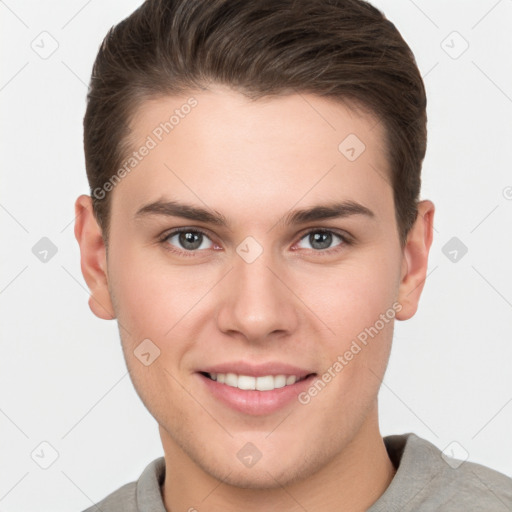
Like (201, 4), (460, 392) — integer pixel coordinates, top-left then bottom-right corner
(197, 373), (317, 416)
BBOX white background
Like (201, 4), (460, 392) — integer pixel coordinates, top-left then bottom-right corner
(1, 1), (511, 510)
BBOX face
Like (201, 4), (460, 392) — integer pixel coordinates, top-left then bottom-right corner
(77, 85), (433, 489)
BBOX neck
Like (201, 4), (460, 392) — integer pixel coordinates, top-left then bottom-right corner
(160, 406), (395, 512)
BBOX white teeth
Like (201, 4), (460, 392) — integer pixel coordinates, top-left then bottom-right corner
(274, 375), (286, 388)
(238, 375), (256, 390)
(207, 372), (303, 391)
(225, 373), (238, 387)
(256, 375), (274, 391)
(286, 375), (297, 385)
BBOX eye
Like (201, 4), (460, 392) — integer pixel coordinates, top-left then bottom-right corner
(161, 228), (215, 253)
(159, 227), (351, 257)
(295, 229), (350, 252)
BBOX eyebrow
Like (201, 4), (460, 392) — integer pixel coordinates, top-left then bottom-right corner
(134, 198), (375, 227)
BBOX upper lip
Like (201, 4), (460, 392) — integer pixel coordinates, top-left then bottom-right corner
(199, 361), (315, 379)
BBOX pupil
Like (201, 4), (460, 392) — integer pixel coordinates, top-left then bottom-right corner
(311, 232), (331, 250)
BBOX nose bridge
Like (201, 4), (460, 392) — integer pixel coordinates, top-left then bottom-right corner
(216, 242), (297, 340)
(237, 250), (279, 299)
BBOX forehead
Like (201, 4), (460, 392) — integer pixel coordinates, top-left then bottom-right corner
(111, 86), (392, 224)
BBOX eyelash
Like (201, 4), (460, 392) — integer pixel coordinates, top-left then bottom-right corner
(157, 227), (353, 258)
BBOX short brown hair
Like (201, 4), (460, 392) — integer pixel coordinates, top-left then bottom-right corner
(84, 0), (427, 247)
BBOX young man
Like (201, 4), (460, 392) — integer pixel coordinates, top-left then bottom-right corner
(74, 0), (512, 510)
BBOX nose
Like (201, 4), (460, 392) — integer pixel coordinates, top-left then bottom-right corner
(215, 247), (300, 344)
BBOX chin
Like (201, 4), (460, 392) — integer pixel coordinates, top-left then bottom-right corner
(196, 446), (327, 491)
(209, 464), (303, 490)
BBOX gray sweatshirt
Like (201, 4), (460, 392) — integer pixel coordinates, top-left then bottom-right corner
(82, 433), (512, 511)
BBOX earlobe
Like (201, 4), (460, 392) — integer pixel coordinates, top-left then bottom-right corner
(74, 195), (116, 320)
(396, 200), (435, 321)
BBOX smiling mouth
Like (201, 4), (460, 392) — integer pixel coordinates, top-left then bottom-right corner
(199, 371), (316, 391)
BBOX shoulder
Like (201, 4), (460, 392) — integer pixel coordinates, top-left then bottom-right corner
(82, 481), (137, 512)
(81, 457), (166, 512)
(427, 442), (512, 510)
(372, 433), (512, 511)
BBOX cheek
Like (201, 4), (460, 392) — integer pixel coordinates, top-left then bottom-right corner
(302, 270), (395, 430)
(298, 247), (400, 405)
(109, 246), (209, 339)
(107, 248), (196, 422)
(307, 258), (400, 341)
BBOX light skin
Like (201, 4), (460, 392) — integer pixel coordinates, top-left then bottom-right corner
(75, 85), (434, 511)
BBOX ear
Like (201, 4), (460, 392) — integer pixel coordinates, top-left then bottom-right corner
(74, 195), (115, 320)
(396, 200), (435, 321)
